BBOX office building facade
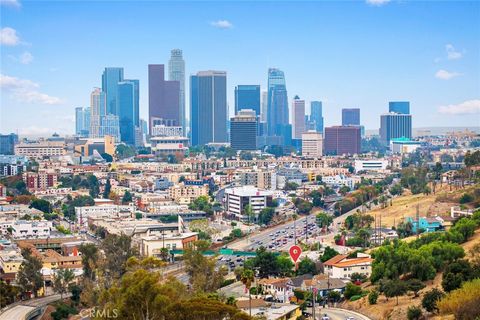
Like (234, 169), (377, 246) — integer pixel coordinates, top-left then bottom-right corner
(117, 82), (136, 145)
(230, 109), (258, 151)
(101, 67), (124, 115)
(324, 126), (361, 155)
(342, 108), (360, 126)
(380, 113), (412, 145)
(234, 85), (260, 115)
(310, 101), (324, 133)
(168, 49), (186, 134)
(190, 71), (228, 146)
(148, 64), (180, 133)
(90, 88), (120, 141)
(266, 68), (289, 146)
(0, 134), (18, 155)
(389, 101), (410, 114)
(301, 131), (323, 158)
(75, 107), (90, 137)
(291, 96), (305, 139)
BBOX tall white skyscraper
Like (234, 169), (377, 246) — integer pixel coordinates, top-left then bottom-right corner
(291, 95), (305, 139)
(168, 49), (186, 135)
(90, 87), (119, 141)
(261, 91), (267, 122)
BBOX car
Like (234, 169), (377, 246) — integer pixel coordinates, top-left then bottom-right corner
(321, 315), (330, 320)
(345, 317), (355, 320)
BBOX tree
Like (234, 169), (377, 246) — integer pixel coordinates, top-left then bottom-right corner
(351, 272), (367, 283)
(422, 288), (444, 313)
(368, 290), (378, 305)
(297, 257), (316, 275)
(53, 268), (75, 299)
(244, 204), (255, 224)
(17, 249), (43, 298)
(384, 280), (407, 305)
(103, 178), (111, 199)
(316, 212), (333, 231)
(184, 241), (226, 293)
(101, 234), (136, 282)
(344, 283), (362, 300)
(29, 198), (52, 213)
(0, 280), (19, 307)
(101, 153), (113, 162)
(407, 306), (422, 320)
(442, 259), (474, 292)
(79, 243), (99, 281)
(450, 218), (476, 242)
(241, 269), (254, 315)
(189, 196), (213, 216)
(406, 278), (426, 298)
(251, 246), (279, 278)
(320, 246), (339, 262)
(122, 190), (133, 204)
(258, 207), (275, 225)
(86, 174), (100, 198)
(328, 290), (341, 303)
(276, 254), (294, 277)
(284, 182), (299, 191)
(339, 185), (350, 196)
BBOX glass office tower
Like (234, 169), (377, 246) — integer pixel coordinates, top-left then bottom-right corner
(101, 67), (124, 115)
(389, 101), (410, 114)
(310, 101), (324, 133)
(234, 85), (260, 115)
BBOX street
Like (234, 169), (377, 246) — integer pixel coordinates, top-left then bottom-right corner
(310, 307), (372, 320)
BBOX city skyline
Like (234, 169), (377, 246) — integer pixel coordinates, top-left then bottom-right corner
(1, 0), (479, 136)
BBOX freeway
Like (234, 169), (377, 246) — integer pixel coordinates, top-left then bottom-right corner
(0, 294), (67, 320)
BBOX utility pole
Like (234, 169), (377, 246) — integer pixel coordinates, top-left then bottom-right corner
(416, 204), (420, 239)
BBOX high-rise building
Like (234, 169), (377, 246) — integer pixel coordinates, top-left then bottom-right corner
(342, 108), (360, 126)
(291, 96), (305, 139)
(90, 88), (106, 138)
(310, 101), (324, 133)
(117, 82), (136, 145)
(302, 131), (323, 158)
(90, 88), (120, 141)
(324, 126), (361, 155)
(230, 109), (258, 151)
(234, 85), (260, 115)
(389, 101), (410, 114)
(0, 133), (18, 155)
(168, 49), (186, 134)
(380, 113), (412, 145)
(124, 79), (139, 127)
(261, 91), (268, 122)
(267, 68), (289, 145)
(75, 107), (90, 137)
(190, 71), (228, 146)
(148, 64), (180, 133)
(101, 67), (124, 115)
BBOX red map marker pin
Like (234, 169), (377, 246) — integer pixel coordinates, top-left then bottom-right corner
(289, 245), (302, 263)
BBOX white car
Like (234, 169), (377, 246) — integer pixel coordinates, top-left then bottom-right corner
(321, 315), (330, 320)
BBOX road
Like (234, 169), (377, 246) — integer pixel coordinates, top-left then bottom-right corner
(0, 294), (66, 320)
(312, 307), (372, 320)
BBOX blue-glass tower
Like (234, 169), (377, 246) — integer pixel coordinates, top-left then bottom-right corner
(342, 108), (360, 126)
(389, 101), (410, 114)
(234, 85), (260, 115)
(117, 82), (136, 145)
(267, 68), (289, 145)
(310, 101), (324, 133)
(102, 67), (124, 115)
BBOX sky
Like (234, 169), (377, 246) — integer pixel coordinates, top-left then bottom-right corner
(1, 0), (479, 137)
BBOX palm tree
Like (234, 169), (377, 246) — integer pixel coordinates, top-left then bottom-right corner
(241, 269), (255, 317)
(316, 213), (333, 233)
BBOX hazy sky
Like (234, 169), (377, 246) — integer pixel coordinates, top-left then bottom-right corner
(1, 0), (479, 136)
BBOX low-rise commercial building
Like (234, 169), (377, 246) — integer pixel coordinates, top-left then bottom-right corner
(301, 131), (323, 158)
(354, 159), (388, 173)
(224, 186), (273, 221)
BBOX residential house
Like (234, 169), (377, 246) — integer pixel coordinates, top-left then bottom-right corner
(406, 216), (443, 233)
(323, 253), (373, 280)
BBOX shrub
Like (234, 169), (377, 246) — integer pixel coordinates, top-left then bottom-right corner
(368, 290), (379, 305)
(407, 306), (422, 320)
(438, 279), (480, 320)
(421, 288), (444, 313)
(349, 295), (363, 301)
(344, 283), (363, 299)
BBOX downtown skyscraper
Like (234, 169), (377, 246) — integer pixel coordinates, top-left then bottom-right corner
(291, 95), (305, 139)
(148, 64), (180, 134)
(310, 101), (324, 133)
(102, 67), (124, 115)
(266, 68), (290, 146)
(190, 71), (228, 146)
(389, 101), (410, 114)
(234, 85), (260, 115)
(75, 107), (90, 137)
(168, 49), (186, 135)
(117, 81), (136, 145)
(90, 87), (120, 141)
(342, 108), (360, 126)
